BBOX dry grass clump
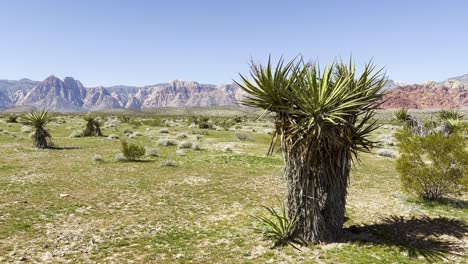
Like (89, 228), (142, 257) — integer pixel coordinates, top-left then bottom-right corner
(192, 142), (202, 151)
(92, 154), (104, 162)
(176, 132), (188, 139)
(235, 132), (251, 141)
(158, 138), (178, 146)
(69, 130), (83, 138)
(377, 149), (398, 158)
(107, 134), (119, 140)
(160, 159), (176, 167)
(20, 126), (32, 133)
(223, 144), (233, 152)
(158, 128), (169, 133)
(115, 153), (127, 162)
(178, 141), (192, 149)
(146, 147), (159, 157)
(176, 149), (186, 156)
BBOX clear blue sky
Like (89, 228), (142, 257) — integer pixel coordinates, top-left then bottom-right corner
(0, 0), (467, 87)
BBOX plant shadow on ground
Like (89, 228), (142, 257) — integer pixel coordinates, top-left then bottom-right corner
(344, 215), (467, 262)
(47, 146), (81, 150)
(419, 197), (468, 210)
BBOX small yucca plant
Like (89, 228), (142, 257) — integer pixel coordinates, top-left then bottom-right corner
(6, 114), (19, 123)
(394, 108), (409, 122)
(436, 109), (464, 122)
(253, 200), (302, 249)
(22, 110), (52, 149)
(83, 115), (103, 137)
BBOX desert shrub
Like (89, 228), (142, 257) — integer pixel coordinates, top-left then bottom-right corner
(69, 130), (83, 138)
(178, 141), (192, 149)
(233, 115), (243, 124)
(223, 144), (233, 152)
(6, 115), (18, 123)
(215, 119), (235, 131)
(123, 128), (133, 134)
(160, 159), (176, 167)
(120, 140), (145, 161)
(235, 132), (250, 141)
(176, 149), (186, 156)
(145, 147), (159, 157)
(117, 115), (131, 123)
(158, 128), (169, 133)
(158, 138), (178, 146)
(396, 131), (468, 201)
(107, 134), (119, 140)
(191, 129), (208, 135)
(192, 142), (202, 151)
(115, 153), (127, 162)
(20, 126), (32, 133)
(141, 117), (163, 127)
(92, 154), (104, 162)
(176, 132), (188, 139)
(197, 116), (213, 129)
(377, 149), (398, 158)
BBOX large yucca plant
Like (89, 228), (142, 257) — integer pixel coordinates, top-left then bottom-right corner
(436, 109), (464, 122)
(22, 110), (53, 149)
(236, 57), (386, 244)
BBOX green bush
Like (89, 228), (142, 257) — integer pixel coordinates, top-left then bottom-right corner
(120, 140), (145, 161)
(6, 115), (19, 123)
(396, 131), (468, 201)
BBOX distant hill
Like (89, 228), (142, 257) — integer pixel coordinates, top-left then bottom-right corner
(1, 73), (467, 112)
(0, 76), (244, 112)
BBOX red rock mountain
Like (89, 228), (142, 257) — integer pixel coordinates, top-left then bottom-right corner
(381, 82), (468, 109)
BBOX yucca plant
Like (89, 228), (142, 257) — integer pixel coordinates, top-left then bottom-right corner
(83, 115), (103, 137)
(253, 200), (302, 248)
(22, 110), (53, 149)
(394, 108), (427, 136)
(436, 109), (464, 122)
(236, 57), (386, 244)
(6, 114), (19, 123)
(393, 108), (409, 122)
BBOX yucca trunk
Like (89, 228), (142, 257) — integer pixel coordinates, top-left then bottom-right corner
(84, 122), (94, 136)
(283, 130), (351, 243)
(33, 127), (50, 149)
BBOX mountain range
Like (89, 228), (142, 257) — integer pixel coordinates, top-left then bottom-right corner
(0, 74), (467, 111)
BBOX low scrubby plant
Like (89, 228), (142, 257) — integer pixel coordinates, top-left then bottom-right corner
(176, 149), (186, 156)
(6, 114), (19, 123)
(69, 130), (83, 138)
(396, 130), (468, 201)
(145, 147), (159, 157)
(160, 159), (176, 167)
(178, 141), (192, 149)
(377, 148), (398, 158)
(120, 140), (145, 161)
(436, 109), (464, 122)
(158, 128), (169, 133)
(92, 154), (104, 163)
(235, 132), (250, 141)
(158, 138), (178, 146)
(176, 132), (188, 139)
(115, 153), (127, 162)
(192, 142), (202, 151)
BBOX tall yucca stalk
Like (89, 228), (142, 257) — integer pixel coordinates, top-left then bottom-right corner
(22, 110), (53, 149)
(236, 57), (386, 244)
